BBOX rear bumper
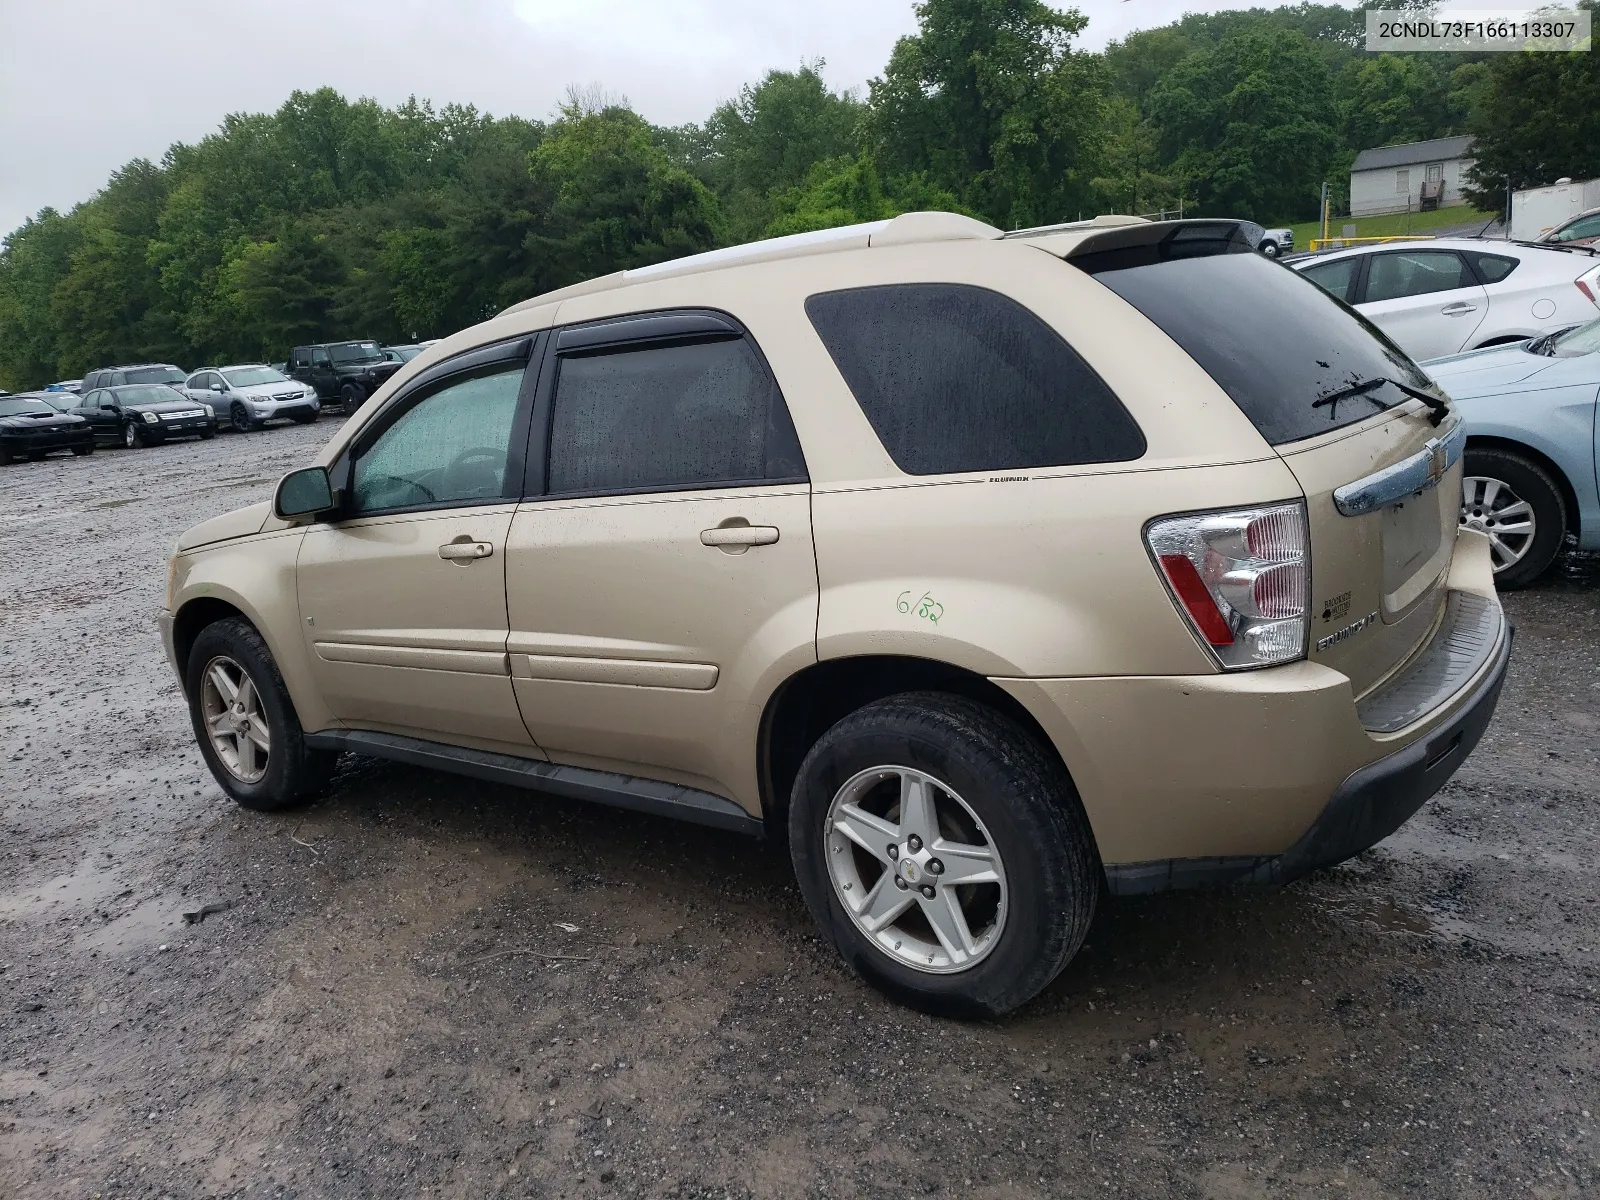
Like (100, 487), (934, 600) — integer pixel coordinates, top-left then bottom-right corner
(1102, 619), (1511, 894)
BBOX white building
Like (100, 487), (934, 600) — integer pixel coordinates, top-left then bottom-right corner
(1349, 136), (1476, 218)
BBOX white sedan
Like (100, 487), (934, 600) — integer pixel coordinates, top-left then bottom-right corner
(1292, 238), (1600, 361)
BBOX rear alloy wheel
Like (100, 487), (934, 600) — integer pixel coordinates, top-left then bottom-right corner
(1460, 448), (1566, 588)
(790, 692), (1099, 1018)
(123, 422), (143, 449)
(186, 617), (338, 811)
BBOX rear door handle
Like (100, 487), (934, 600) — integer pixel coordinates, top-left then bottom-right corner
(1440, 302), (1478, 315)
(700, 525), (779, 548)
(439, 540), (494, 561)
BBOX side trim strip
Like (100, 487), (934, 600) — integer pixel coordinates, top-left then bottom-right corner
(302, 729), (763, 836)
(313, 642), (509, 676)
(1332, 419), (1465, 517)
(512, 654), (718, 689)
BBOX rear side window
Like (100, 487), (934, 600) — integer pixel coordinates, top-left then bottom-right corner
(1363, 250), (1475, 302)
(804, 284), (1145, 475)
(1465, 251), (1519, 283)
(546, 336), (805, 496)
(1299, 256), (1358, 302)
(1077, 230), (1431, 446)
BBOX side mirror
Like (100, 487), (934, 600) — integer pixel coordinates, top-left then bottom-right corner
(274, 466), (336, 520)
(210, 382), (223, 392)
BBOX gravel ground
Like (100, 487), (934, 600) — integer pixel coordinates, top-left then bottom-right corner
(1, 423), (1597, 1200)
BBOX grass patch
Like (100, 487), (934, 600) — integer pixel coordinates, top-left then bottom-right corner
(1289, 206), (1500, 249)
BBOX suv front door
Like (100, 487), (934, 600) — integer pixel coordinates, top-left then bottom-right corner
(1356, 248), (1489, 359)
(294, 338), (543, 751)
(503, 313), (817, 807)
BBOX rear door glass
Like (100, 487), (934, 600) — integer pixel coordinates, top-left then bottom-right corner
(1299, 256), (1360, 302)
(1073, 228), (1432, 446)
(805, 283), (1145, 475)
(1362, 251), (1475, 302)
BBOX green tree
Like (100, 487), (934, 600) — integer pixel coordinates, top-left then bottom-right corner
(1147, 27), (1339, 221)
(526, 104), (723, 288)
(226, 223), (348, 356)
(1463, 20), (1600, 205)
(868, 0), (1111, 228)
(0, 209), (83, 387)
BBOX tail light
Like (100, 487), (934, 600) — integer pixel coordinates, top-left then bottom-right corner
(1146, 502), (1309, 670)
(1577, 267), (1599, 306)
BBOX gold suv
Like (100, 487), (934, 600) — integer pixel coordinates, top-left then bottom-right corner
(161, 214), (1511, 1016)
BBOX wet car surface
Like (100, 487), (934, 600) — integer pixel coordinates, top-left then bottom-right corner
(1, 421), (1596, 1198)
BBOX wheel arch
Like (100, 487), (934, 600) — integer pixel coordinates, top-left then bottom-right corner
(757, 655), (1079, 842)
(1464, 434), (1581, 539)
(171, 596), (254, 692)
(1471, 334), (1535, 349)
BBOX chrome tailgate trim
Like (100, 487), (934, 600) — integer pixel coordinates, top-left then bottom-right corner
(1333, 420), (1465, 517)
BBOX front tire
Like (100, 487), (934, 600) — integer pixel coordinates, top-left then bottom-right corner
(1260, 241), (1280, 258)
(789, 692), (1099, 1018)
(230, 403), (259, 433)
(338, 383), (362, 414)
(123, 422), (144, 449)
(1460, 448), (1566, 588)
(185, 617), (338, 811)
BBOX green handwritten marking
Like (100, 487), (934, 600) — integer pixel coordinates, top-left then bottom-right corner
(896, 590), (944, 625)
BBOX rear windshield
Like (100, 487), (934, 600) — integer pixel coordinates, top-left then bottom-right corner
(125, 367), (185, 385)
(330, 342), (382, 364)
(1072, 226), (1431, 445)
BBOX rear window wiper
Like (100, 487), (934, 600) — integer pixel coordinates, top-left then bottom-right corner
(1314, 376), (1450, 427)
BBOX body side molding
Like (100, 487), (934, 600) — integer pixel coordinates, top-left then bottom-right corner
(303, 729), (762, 836)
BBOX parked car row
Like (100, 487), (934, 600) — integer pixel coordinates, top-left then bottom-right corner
(0, 342), (436, 465)
(1290, 237), (1600, 362)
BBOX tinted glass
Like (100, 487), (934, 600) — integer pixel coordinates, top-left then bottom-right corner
(352, 365), (524, 514)
(126, 367), (186, 385)
(329, 341), (382, 364)
(117, 385), (180, 406)
(1079, 235), (1431, 445)
(1299, 256), (1358, 301)
(547, 336), (805, 495)
(0, 398), (52, 416)
(1466, 252), (1519, 282)
(311, 349), (330, 365)
(223, 367), (288, 387)
(1364, 251), (1474, 302)
(1550, 215), (1600, 243)
(805, 284), (1144, 475)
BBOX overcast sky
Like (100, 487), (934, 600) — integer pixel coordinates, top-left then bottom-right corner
(1, 0), (1349, 238)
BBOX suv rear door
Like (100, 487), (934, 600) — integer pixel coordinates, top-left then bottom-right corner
(1355, 248), (1488, 359)
(502, 311), (816, 806)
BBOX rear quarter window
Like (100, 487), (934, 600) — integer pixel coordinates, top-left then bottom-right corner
(804, 283), (1146, 475)
(1075, 235), (1431, 446)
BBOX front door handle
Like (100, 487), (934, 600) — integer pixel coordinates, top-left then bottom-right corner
(439, 540), (494, 562)
(1440, 302), (1479, 315)
(700, 525), (779, 550)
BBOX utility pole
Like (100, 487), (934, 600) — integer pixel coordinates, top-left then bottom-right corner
(1321, 181), (1330, 244)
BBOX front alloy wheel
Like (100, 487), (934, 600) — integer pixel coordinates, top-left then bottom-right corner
(1458, 447), (1566, 588)
(123, 422), (142, 449)
(200, 654), (272, 783)
(826, 767), (1007, 973)
(230, 402), (255, 433)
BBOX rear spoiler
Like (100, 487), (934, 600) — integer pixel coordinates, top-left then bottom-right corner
(1063, 220), (1267, 274)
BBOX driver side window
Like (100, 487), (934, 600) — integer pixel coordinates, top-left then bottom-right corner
(351, 365), (525, 516)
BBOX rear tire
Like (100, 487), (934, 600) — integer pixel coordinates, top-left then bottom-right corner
(789, 691), (1098, 1018)
(290, 412), (317, 425)
(186, 617), (338, 812)
(1460, 448), (1566, 588)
